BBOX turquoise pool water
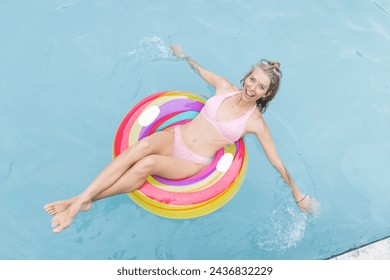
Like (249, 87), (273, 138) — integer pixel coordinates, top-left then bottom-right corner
(1, 0), (389, 260)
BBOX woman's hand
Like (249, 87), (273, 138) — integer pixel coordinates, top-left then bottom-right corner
(295, 194), (310, 212)
(170, 45), (185, 58)
(294, 192), (320, 214)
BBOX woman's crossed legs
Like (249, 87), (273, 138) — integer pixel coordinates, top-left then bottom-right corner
(44, 129), (206, 233)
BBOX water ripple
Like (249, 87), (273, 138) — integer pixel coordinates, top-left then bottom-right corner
(57, 0), (82, 11)
(372, 1), (390, 16)
(5, 162), (13, 182)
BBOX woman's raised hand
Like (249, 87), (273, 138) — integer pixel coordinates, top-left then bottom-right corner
(170, 45), (185, 58)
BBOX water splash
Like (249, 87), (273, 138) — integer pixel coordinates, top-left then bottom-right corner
(255, 178), (320, 252)
(256, 206), (308, 252)
(126, 36), (175, 62)
(103, 36), (174, 96)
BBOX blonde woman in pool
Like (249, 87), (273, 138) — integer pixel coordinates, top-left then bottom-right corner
(44, 45), (318, 233)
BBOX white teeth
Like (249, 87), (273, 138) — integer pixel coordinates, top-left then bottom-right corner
(246, 90), (254, 97)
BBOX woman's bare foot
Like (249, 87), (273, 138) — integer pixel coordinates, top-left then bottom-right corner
(44, 197), (92, 216)
(50, 198), (92, 233)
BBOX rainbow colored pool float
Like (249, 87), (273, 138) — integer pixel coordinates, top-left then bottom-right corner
(113, 91), (248, 219)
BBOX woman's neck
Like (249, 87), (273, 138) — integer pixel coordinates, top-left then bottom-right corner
(234, 89), (256, 109)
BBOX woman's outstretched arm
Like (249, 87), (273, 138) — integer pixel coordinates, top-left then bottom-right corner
(170, 45), (234, 92)
(252, 117), (317, 213)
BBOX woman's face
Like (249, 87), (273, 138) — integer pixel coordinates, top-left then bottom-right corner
(242, 67), (271, 101)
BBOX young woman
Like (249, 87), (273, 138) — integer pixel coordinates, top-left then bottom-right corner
(44, 45), (316, 233)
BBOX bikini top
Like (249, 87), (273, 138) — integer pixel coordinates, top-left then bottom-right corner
(200, 91), (257, 143)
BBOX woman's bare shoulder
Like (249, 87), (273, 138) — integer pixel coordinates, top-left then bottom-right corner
(246, 110), (267, 135)
(214, 79), (240, 96)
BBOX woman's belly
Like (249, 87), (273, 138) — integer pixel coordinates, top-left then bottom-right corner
(179, 115), (229, 157)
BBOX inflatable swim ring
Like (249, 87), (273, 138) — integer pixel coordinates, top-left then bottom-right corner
(113, 90), (248, 219)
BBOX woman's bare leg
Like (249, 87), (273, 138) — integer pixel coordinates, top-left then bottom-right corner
(51, 154), (205, 233)
(44, 130), (174, 216)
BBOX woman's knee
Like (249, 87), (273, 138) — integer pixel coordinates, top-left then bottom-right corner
(133, 155), (159, 176)
(124, 137), (153, 157)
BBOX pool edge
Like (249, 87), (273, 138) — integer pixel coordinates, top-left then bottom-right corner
(327, 236), (390, 260)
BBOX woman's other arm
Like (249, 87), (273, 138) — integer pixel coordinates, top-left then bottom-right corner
(170, 45), (235, 92)
(252, 118), (317, 213)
